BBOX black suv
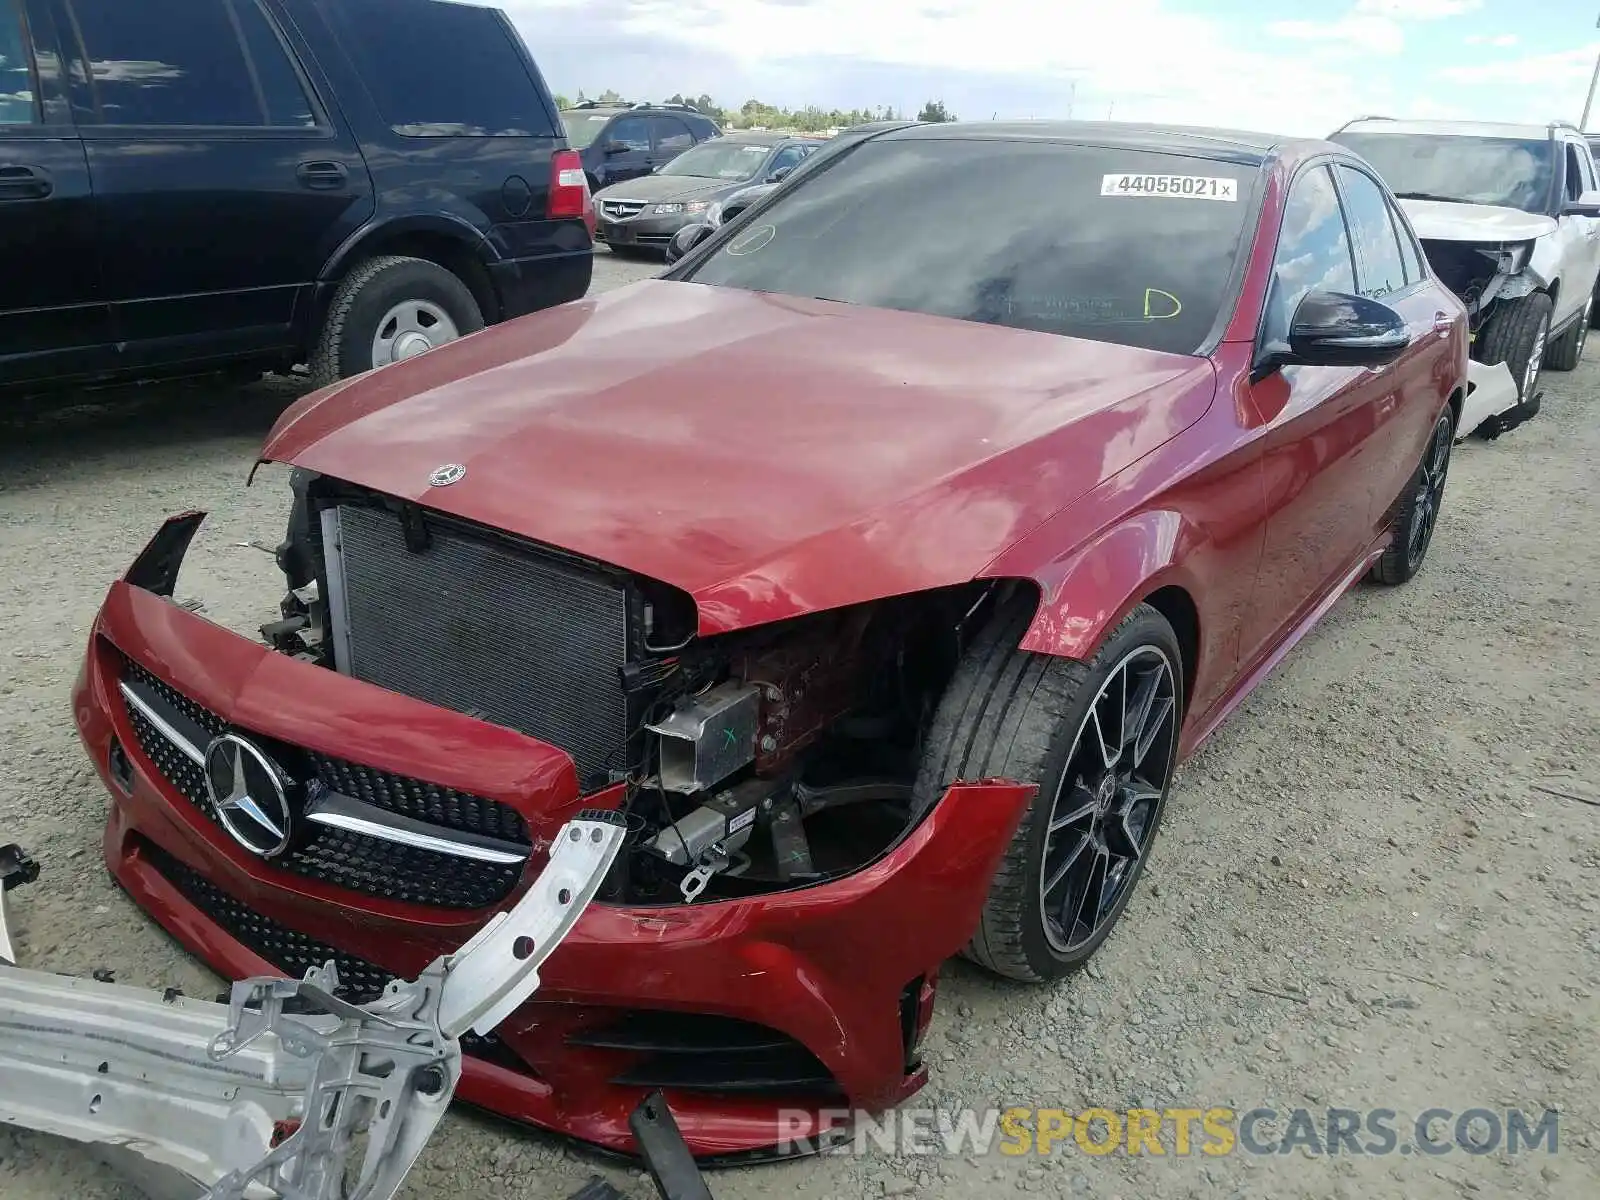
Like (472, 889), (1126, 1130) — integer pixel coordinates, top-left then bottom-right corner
(0, 0), (593, 395)
(559, 101), (722, 194)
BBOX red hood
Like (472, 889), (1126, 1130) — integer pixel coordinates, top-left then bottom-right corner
(265, 281), (1216, 632)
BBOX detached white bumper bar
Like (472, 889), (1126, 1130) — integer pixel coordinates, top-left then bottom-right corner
(1457, 358), (1522, 440)
(0, 814), (626, 1200)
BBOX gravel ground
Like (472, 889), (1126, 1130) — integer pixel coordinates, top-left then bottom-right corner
(1, 247), (1597, 1200)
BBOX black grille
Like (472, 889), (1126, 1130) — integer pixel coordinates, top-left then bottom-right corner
(570, 1012), (839, 1097)
(600, 199), (646, 219)
(152, 843), (395, 1003)
(147, 841), (532, 1071)
(119, 659), (528, 909)
(309, 751), (528, 842)
(323, 503), (633, 786)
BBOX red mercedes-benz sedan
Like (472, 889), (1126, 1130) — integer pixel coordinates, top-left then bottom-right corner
(73, 122), (1467, 1160)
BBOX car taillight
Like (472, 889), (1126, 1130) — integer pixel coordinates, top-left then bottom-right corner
(549, 149), (595, 238)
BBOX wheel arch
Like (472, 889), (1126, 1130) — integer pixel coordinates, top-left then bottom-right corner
(1000, 509), (1210, 713)
(317, 216), (500, 327)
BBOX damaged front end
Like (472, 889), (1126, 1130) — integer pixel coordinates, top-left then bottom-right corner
(0, 817), (721, 1200)
(76, 479), (1038, 1157)
(1402, 201), (1558, 438)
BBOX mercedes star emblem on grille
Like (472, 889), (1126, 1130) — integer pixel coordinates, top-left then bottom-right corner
(203, 733), (294, 858)
(429, 463), (466, 487)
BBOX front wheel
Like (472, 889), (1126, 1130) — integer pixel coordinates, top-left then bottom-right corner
(914, 599), (1183, 983)
(1477, 291), (1552, 417)
(309, 255), (484, 387)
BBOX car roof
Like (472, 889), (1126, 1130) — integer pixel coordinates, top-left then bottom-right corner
(1337, 118), (1559, 140)
(716, 131), (822, 147)
(871, 120), (1322, 166)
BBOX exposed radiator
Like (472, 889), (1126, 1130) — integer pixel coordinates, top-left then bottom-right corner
(321, 503), (633, 787)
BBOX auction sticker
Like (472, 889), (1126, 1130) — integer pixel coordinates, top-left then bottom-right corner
(1101, 173), (1238, 201)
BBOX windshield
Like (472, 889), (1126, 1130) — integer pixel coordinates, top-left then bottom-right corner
(561, 112), (613, 149)
(659, 139), (774, 181)
(1332, 133), (1553, 213)
(681, 139), (1254, 355)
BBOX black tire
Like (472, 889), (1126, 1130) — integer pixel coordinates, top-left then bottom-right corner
(1589, 279), (1600, 329)
(1371, 406), (1453, 586)
(913, 597), (1184, 983)
(309, 255), (484, 388)
(1476, 291), (1552, 415)
(1546, 296), (1591, 371)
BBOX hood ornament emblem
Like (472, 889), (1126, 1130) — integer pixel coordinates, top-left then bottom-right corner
(429, 463), (466, 487)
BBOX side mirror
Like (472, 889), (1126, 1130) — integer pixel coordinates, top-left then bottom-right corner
(1564, 188), (1600, 217)
(603, 140), (629, 156)
(1256, 290), (1410, 377)
(766, 165), (794, 184)
(665, 222), (713, 265)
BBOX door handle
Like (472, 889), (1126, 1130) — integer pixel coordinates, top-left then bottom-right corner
(0, 164), (52, 201)
(296, 160), (348, 190)
(1432, 312), (1454, 338)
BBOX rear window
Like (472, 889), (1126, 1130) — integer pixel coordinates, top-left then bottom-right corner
(682, 139), (1255, 355)
(1331, 132), (1554, 214)
(329, 0), (554, 137)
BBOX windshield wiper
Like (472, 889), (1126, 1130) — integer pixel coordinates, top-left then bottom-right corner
(1392, 191), (1470, 204)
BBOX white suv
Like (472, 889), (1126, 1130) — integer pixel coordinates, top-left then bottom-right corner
(1332, 119), (1600, 438)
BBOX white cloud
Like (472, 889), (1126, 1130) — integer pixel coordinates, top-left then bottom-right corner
(516, 0), (1372, 135)
(1268, 15), (1405, 56)
(1465, 33), (1519, 47)
(1354, 0), (1481, 16)
(1439, 44), (1597, 86)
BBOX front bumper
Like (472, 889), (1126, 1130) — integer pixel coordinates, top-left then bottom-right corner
(74, 576), (1034, 1159)
(595, 211), (696, 251)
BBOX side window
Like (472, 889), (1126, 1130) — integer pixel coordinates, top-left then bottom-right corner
(1264, 165), (1357, 343)
(1334, 165), (1408, 298)
(0, 0), (37, 124)
(1565, 141), (1596, 200)
(327, 0), (555, 137)
(607, 116), (649, 151)
(650, 116), (692, 151)
(233, 1), (315, 128)
(1391, 201), (1428, 284)
(768, 145), (805, 175)
(68, 0), (264, 126)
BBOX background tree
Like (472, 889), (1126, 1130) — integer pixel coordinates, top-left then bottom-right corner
(916, 99), (954, 122)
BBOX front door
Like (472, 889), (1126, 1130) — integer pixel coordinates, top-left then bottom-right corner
(0, 0), (113, 385)
(1240, 162), (1398, 667)
(1557, 137), (1600, 328)
(599, 115), (652, 186)
(58, 0), (373, 367)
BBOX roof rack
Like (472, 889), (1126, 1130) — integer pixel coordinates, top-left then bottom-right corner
(568, 99), (626, 110)
(1551, 120), (1579, 132)
(632, 101), (702, 113)
(1327, 114), (1391, 136)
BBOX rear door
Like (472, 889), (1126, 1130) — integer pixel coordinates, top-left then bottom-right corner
(60, 0), (373, 366)
(0, 0), (113, 384)
(1332, 162), (1452, 529)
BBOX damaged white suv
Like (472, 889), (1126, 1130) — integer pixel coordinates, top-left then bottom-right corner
(1333, 118), (1600, 438)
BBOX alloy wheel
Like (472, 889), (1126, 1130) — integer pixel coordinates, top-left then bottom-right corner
(371, 300), (461, 369)
(1406, 413), (1452, 570)
(1039, 646), (1178, 954)
(1524, 316), (1549, 400)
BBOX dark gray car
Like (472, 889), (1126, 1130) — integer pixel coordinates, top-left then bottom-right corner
(593, 132), (823, 254)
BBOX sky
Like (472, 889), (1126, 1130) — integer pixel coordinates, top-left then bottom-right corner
(506, 0), (1600, 135)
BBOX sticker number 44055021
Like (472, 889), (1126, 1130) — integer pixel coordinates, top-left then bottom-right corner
(1101, 174), (1238, 201)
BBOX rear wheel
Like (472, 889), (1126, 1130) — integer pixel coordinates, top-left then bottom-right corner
(1371, 406), (1454, 586)
(1546, 296), (1591, 371)
(310, 255), (483, 387)
(914, 599), (1183, 983)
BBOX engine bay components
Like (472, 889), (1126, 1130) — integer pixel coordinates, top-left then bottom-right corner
(645, 682), (760, 793)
